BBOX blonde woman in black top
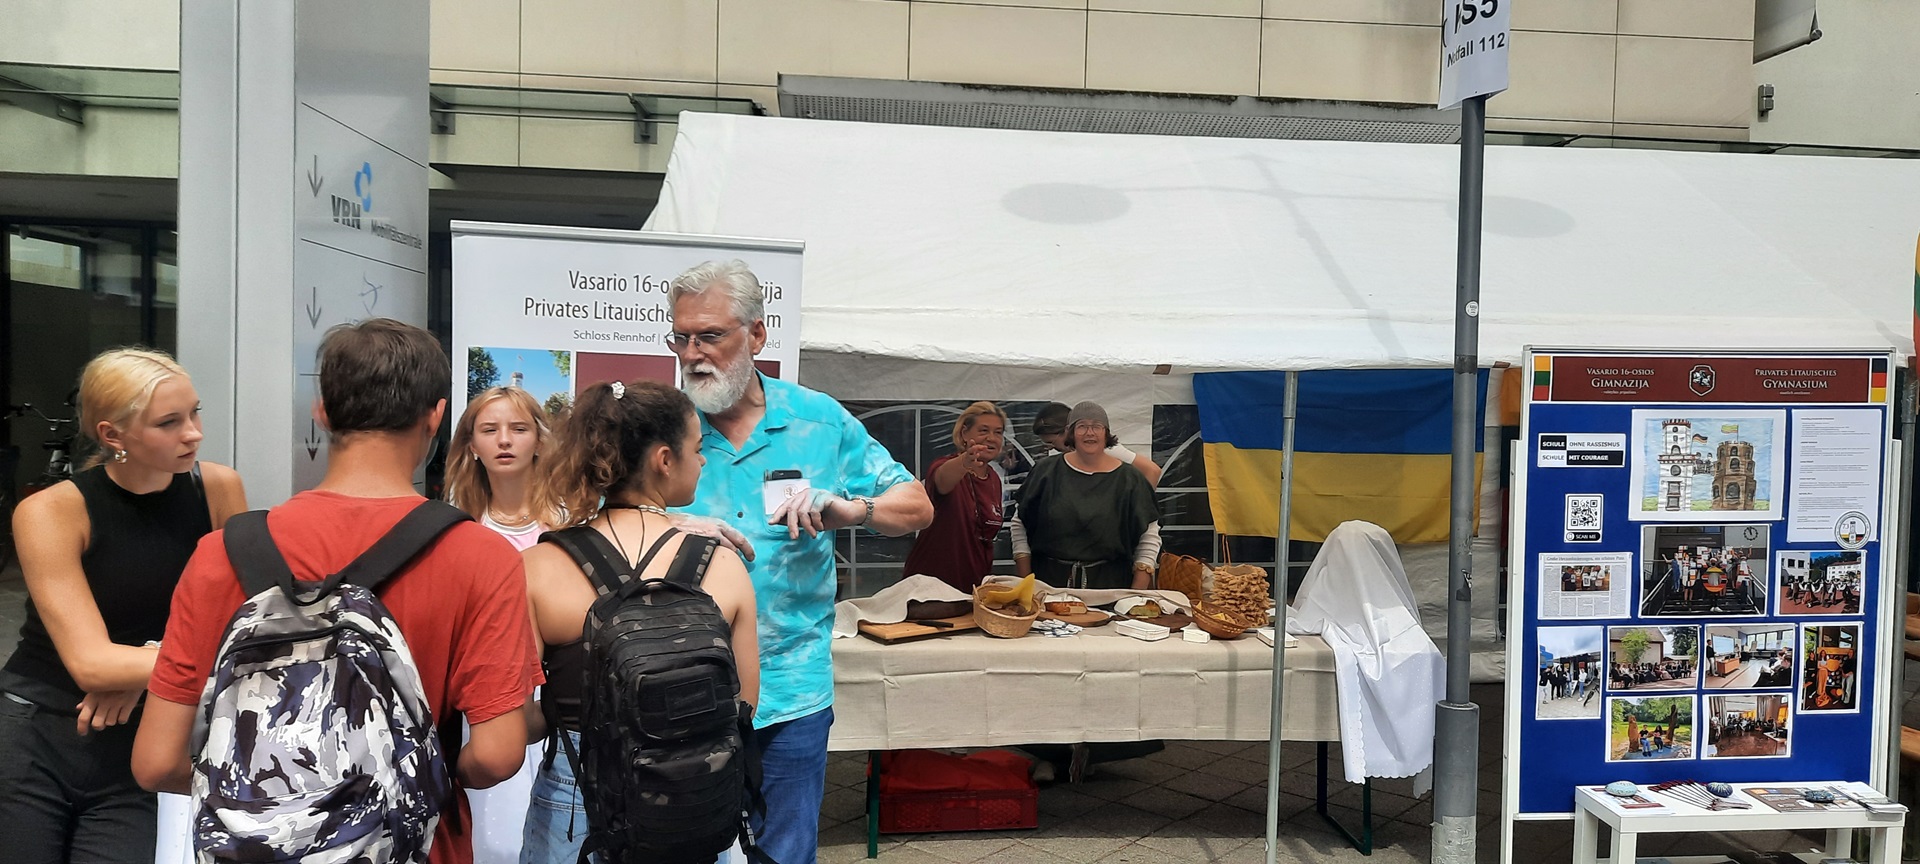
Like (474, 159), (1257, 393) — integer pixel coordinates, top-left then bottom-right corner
(1, 348), (246, 862)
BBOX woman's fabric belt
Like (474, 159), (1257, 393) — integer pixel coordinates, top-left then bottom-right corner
(1035, 556), (1126, 589)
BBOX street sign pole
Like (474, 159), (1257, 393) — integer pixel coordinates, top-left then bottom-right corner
(1433, 91), (1486, 864)
(1435, 2), (1507, 862)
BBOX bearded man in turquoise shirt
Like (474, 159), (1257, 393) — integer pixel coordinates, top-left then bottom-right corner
(667, 260), (932, 864)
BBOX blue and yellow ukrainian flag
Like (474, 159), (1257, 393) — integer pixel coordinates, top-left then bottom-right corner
(1193, 370), (1488, 543)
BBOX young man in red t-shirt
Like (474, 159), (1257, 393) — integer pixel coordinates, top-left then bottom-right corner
(132, 319), (543, 864)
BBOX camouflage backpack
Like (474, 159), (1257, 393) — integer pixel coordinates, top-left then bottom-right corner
(541, 525), (775, 864)
(190, 501), (469, 864)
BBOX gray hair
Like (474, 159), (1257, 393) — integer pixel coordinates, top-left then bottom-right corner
(668, 259), (765, 326)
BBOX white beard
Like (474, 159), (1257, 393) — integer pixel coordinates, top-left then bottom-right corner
(684, 354), (755, 415)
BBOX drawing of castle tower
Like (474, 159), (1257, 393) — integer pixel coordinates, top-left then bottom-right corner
(1713, 439), (1756, 510)
(1656, 419), (1705, 511)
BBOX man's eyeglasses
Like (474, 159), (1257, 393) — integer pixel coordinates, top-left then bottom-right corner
(666, 325), (742, 352)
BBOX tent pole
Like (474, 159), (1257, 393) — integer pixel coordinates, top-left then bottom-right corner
(1434, 93), (1487, 864)
(1887, 370), (1915, 800)
(1263, 370), (1299, 864)
(1895, 367), (1914, 598)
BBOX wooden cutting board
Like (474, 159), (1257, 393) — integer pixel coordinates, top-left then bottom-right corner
(857, 614), (980, 644)
(1117, 612), (1192, 632)
(1038, 609), (1115, 627)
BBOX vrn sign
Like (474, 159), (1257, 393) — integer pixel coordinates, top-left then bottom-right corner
(330, 161), (374, 229)
(330, 194), (362, 229)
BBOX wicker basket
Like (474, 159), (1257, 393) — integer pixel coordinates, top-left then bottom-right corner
(1191, 601), (1254, 640)
(972, 585), (1038, 638)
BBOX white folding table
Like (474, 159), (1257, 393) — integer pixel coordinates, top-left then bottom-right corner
(1571, 784), (1905, 864)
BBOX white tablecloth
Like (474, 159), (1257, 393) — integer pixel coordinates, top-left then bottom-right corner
(829, 628), (1340, 751)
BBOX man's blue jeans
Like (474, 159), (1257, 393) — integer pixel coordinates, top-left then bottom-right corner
(751, 707), (834, 864)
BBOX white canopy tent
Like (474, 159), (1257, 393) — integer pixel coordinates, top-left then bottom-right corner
(643, 112), (1920, 682)
(647, 112), (1918, 373)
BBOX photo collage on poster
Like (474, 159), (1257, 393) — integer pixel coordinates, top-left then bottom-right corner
(1535, 404), (1875, 764)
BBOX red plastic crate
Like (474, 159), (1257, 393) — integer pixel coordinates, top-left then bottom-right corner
(878, 787), (1039, 834)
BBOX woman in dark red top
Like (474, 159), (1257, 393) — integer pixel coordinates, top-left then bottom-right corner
(902, 402), (1007, 591)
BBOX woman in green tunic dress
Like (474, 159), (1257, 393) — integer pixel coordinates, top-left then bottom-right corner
(1011, 401), (1160, 590)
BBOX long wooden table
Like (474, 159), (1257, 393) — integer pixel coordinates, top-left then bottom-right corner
(830, 627), (1341, 749)
(829, 627), (1355, 856)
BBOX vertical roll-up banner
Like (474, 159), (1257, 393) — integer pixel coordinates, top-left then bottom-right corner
(449, 222), (803, 418)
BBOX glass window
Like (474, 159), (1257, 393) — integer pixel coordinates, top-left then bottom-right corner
(5, 223), (168, 497)
(154, 231), (178, 356)
(9, 234), (83, 290)
(80, 228), (145, 354)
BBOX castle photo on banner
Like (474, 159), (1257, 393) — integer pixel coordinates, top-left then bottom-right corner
(1193, 370), (1489, 543)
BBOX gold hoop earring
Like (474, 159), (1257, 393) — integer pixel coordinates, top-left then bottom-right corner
(113, 449), (128, 463)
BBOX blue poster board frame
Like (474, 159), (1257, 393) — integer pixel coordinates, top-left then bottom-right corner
(1501, 348), (1899, 862)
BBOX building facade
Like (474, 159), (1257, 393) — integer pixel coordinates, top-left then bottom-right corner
(3, 0), (1917, 506)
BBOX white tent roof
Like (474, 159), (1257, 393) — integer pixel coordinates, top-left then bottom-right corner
(647, 113), (1920, 371)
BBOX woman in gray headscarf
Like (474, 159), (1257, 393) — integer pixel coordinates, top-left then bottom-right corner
(1011, 401), (1160, 589)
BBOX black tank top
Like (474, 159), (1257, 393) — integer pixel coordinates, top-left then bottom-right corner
(544, 639), (588, 731)
(3, 466), (211, 707)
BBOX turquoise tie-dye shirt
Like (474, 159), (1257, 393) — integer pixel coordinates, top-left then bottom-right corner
(679, 374), (913, 727)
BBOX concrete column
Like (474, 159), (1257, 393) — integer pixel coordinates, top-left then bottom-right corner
(178, 0), (430, 505)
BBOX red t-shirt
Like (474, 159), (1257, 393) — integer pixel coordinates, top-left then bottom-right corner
(901, 455), (1003, 591)
(150, 491), (543, 864)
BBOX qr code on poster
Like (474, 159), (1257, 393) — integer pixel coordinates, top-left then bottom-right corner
(1565, 494), (1603, 529)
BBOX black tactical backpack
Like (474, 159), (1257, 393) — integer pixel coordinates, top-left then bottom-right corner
(540, 525), (774, 864)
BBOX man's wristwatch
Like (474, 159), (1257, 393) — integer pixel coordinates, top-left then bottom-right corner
(851, 495), (875, 528)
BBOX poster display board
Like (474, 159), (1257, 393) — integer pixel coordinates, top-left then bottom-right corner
(1502, 349), (1899, 860)
(450, 222), (803, 416)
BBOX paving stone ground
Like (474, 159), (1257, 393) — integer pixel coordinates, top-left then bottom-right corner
(0, 570), (1911, 862)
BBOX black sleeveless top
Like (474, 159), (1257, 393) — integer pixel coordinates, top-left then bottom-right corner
(544, 638), (589, 732)
(2, 466), (211, 707)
